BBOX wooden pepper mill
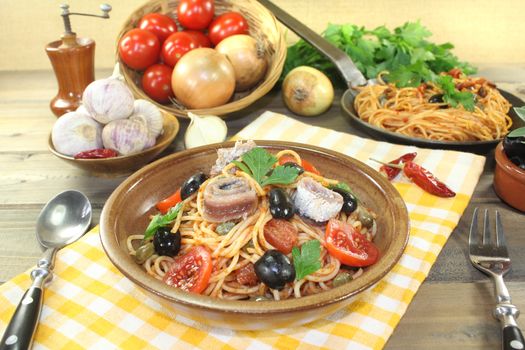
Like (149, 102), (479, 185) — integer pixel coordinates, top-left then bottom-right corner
(45, 3), (112, 117)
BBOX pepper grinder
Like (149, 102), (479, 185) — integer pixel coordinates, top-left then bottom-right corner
(45, 3), (111, 117)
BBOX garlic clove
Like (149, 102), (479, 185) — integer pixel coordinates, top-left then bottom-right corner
(82, 76), (134, 125)
(184, 112), (228, 149)
(102, 118), (150, 156)
(51, 111), (103, 156)
(132, 99), (164, 139)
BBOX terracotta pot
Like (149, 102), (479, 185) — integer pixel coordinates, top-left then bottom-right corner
(494, 142), (525, 212)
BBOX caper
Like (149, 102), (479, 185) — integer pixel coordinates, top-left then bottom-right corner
(217, 222), (235, 235)
(333, 271), (353, 287)
(358, 208), (374, 228)
(134, 242), (155, 264)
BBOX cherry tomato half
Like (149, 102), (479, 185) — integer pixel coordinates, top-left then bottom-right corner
(142, 63), (174, 104)
(208, 12), (249, 46)
(163, 246), (212, 294)
(161, 32), (197, 67)
(177, 0), (215, 30)
(156, 188), (181, 214)
(325, 218), (379, 267)
(183, 30), (212, 48)
(264, 219), (298, 254)
(278, 155), (321, 176)
(118, 28), (160, 71)
(138, 13), (178, 43)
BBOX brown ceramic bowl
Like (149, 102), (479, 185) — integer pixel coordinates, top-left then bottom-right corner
(99, 141), (409, 330)
(494, 142), (525, 212)
(48, 112), (179, 177)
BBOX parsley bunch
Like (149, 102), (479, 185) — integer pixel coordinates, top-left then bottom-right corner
(282, 21), (477, 110)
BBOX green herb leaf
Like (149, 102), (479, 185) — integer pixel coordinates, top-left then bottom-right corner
(329, 182), (351, 193)
(143, 202), (182, 240)
(261, 166), (299, 187)
(241, 148), (277, 184)
(436, 75), (475, 111)
(508, 127), (525, 138)
(292, 240), (322, 280)
(234, 147), (299, 187)
(514, 106), (525, 122)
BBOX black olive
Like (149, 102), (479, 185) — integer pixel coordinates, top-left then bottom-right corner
(428, 94), (448, 109)
(268, 188), (294, 220)
(153, 227), (181, 257)
(509, 156), (525, 170)
(332, 188), (358, 214)
(503, 135), (525, 161)
(254, 250), (295, 290)
(181, 172), (208, 199)
(282, 161), (304, 175)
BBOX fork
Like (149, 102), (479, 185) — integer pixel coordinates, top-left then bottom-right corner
(469, 208), (524, 350)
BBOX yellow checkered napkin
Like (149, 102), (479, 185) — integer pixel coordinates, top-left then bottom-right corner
(0, 112), (485, 349)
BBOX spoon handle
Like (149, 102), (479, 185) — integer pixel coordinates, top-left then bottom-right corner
(0, 287), (43, 350)
(0, 266), (51, 350)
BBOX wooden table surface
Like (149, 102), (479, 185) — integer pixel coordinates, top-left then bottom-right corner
(1, 68), (525, 349)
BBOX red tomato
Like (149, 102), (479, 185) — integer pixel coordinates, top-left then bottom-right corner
(177, 0), (214, 30)
(236, 263), (258, 286)
(278, 155), (321, 176)
(264, 219), (298, 254)
(138, 13), (178, 43)
(161, 32), (197, 67)
(163, 246), (212, 294)
(208, 12), (249, 46)
(118, 28), (160, 71)
(155, 187), (181, 213)
(142, 63), (174, 104)
(325, 218), (379, 267)
(183, 30), (212, 48)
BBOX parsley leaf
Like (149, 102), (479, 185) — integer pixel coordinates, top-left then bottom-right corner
(143, 202), (182, 240)
(292, 240), (322, 280)
(436, 75), (475, 111)
(233, 147), (299, 187)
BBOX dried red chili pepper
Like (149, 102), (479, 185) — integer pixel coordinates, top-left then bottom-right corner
(74, 148), (118, 159)
(379, 152), (417, 180)
(402, 161), (456, 198)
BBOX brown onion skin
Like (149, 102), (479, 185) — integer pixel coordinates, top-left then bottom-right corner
(282, 66), (334, 117)
(215, 34), (267, 92)
(171, 48), (235, 109)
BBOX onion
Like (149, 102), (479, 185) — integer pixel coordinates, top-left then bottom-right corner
(282, 66), (334, 117)
(171, 48), (235, 109)
(215, 35), (267, 92)
(51, 111), (103, 156)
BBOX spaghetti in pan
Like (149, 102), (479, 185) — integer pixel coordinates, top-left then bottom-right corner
(354, 72), (512, 141)
(127, 141), (379, 300)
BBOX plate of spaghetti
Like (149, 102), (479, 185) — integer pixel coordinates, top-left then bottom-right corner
(343, 73), (525, 152)
(100, 140), (409, 330)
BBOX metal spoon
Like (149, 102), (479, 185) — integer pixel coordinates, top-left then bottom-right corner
(0, 190), (92, 350)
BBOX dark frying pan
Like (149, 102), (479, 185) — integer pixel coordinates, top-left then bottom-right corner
(259, 0), (525, 153)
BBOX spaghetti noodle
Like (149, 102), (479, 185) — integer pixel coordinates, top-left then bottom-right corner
(354, 74), (512, 141)
(127, 147), (377, 300)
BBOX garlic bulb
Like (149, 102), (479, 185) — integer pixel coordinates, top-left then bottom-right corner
(75, 104), (90, 117)
(51, 111), (103, 156)
(102, 118), (150, 155)
(184, 112), (227, 149)
(82, 76), (134, 125)
(132, 99), (164, 139)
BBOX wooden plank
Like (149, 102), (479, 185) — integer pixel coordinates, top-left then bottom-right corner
(386, 281), (525, 349)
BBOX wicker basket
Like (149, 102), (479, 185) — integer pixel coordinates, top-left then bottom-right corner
(116, 0), (286, 119)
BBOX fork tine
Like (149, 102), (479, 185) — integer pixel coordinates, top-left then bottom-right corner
(469, 207), (479, 248)
(483, 209), (492, 245)
(495, 210), (508, 250)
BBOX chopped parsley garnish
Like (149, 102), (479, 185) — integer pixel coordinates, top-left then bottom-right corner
(143, 202), (182, 240)
(232, 147), (299, 187)
(292, 240), (322, 280)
